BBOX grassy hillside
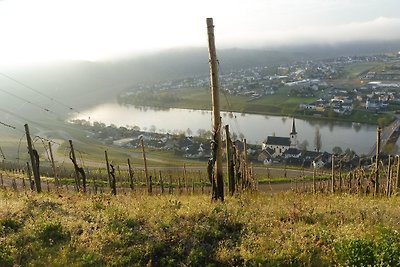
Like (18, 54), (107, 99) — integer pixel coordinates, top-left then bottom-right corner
(1, 189), (399, 266)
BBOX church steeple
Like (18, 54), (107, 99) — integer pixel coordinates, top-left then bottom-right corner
(290, 118), (297, 147)
(290, 118), (297, 135)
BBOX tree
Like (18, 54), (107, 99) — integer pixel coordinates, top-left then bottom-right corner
(149, 125), (157, 133)
(299, 140), (309, 152)
(314, 127), (322, 152)
(332, 146), (343, 155)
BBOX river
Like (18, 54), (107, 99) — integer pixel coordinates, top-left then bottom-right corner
(72, 102), (379, 155)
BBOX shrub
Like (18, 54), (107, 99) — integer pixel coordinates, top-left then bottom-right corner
(35, 221), (69, 246)
(0, 218), (21, 234)
(0, 245), (13, 267)
(335, 239), (375, 266)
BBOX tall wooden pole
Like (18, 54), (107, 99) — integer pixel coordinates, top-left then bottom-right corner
(105, 150), (111, 187)
(127, 158), (134, 190)
(24, 124), (41, 192)
(225, 125), (235, 195)
(69, 140), (80, 192)
(375, 127), (382, 195)
(386, 155), (392, 197)
(140, 138), (150, 194)
(207, 17), (224, 201)
(331, 155), (335, 193)
(396, 155), (400, 194)
(48, 141), (58, 186)
(243, 138), (248, 188)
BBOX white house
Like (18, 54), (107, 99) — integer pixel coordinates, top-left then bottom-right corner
(262, 119), (298, 157)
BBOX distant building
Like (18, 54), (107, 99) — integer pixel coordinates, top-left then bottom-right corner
(262, 118), (298, 157)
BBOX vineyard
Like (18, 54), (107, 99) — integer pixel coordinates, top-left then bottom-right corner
(0, 124), (400, 265)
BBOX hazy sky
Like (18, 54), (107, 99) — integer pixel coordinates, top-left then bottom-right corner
(0, 0), (399, 66)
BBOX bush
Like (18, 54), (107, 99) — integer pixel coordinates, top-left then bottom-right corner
(0, 245), (13, 267)
(35, 221), (69, 246)
(0, 218), (21, 234)
(336, 239), (375, 266)
(335, 228), (400, 266)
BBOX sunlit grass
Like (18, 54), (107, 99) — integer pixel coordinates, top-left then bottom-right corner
(1, 189), (399, 266)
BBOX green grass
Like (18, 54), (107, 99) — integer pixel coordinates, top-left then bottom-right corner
(1, 189), (400, 266)
(120, 85), (317, 117)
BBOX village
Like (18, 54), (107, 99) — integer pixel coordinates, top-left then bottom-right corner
(70, 117), (367, 171)
(121, 53), (400, 118)
(93, 53), (400, 171)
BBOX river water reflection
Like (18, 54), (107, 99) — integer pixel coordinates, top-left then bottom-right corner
(73, 102), (379, 155)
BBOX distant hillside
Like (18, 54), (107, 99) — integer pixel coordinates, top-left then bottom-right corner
(0, 40), (398, 117)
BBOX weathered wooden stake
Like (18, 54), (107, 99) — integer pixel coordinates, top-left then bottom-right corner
(386, 155), (392, 197)
(105, 150), (111, 187)
(169, 175), (173, 194)
(148, 175), (152, 195)
(183, 164), (188, 193)
(313, 167), (316, 194)
(331, 155), (335, 193)
(339, 162), (342, 193)
(110, 163), (117, 195)
(159, 171), (164, 194)
(396, 155), (400, 194)
(26, 162), (34, 191)
(225, 125), (235, 195)
(207, 17), (224, 201)
(375, 127), (382, 196)
(140, 138), (150, 194)
(69, 140), (80, 192)
(25, 124), (41, 192)
(48, 141), (58, 186)
(128, 158), (134, 190)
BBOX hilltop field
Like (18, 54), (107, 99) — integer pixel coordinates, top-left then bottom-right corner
(0, 189), (399, 266)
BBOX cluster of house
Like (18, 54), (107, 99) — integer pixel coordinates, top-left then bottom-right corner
(258, 119), (332, 169)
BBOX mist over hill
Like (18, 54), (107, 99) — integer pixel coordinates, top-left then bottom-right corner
(0, 39), (398, 121)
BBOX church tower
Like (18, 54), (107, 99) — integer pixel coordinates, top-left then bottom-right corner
(290, 118), (298, 147)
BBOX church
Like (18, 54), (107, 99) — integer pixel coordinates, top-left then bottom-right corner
(262, 118), (299, 158)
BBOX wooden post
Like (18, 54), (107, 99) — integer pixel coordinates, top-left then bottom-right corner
(48, 141), (58, 186)
(396, 155), (400, 194)
(178, 175), (182, 194)
(69, 140), (80, 192)
(159, 171), (164, 194)
(225, 125), (235, 195)
(386, 155), (392, 197)
(140, 138), (150, 194)
(339, 161), (342, 193)
(207, 17), (224, 201)
(183, 164), (188, 193)
(313, 167), (316, 194)
(331, 155), (335, 193)
(243, 138), (249, 189)
(105, 150), (111, 187)
(375, 127), (382, 196)
(26, 162), (34, 190)
(24, 124), (41, 192)
(148, 175), (152, 195)
(127, 158), (134, 190)
(169, 175), (173, 194)
(110, 163), (117, 195)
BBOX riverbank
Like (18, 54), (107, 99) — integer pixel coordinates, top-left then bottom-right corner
(117, 86), (395, 126)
